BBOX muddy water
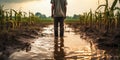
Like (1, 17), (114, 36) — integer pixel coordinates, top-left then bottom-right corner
(9, 25), (117, 60)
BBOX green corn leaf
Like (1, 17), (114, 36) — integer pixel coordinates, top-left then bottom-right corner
(114, 7), (120, 10)
(105, 0), (108, 7)
(97, 5), (106, 10)
(12, 9), (17, 14)
(111, 0), (118, 11)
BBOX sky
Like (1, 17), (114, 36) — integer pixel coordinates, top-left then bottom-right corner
(0, 0), (119, 16)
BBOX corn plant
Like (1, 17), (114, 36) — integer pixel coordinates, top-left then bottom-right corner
(11, 9), (18, 29)
(95, 11), (103, 32)
(0, 5), (5, 30)
(116, 11), (120, 27)
(88, 10), (93, 28)
(4, 9), (13, 30)
(83, 12), (89, 26)
(9, 9), (12, 20)
(96, 0), (120, 33)
(0, 5), (4, 21)
(23, 12), (27, 18)
(29, 12), (35, 25)
(16, 11), (22, 27)
(12, 9), (17, 20)
(0, 5), (43, 31)
(79, 0), (120, 33)
(79, 15), (84, 25)
(110, 0), (120, 11)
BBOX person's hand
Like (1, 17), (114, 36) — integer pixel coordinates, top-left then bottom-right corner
(51, 14), (54, 18)
(64, 16), (66, 19)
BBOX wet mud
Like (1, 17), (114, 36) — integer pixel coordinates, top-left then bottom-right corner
(0, 24), (120, 60)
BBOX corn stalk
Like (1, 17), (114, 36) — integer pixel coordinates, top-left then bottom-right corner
(0, 5), (4, 21)
(11, 9), (18, 28)
(88, 10), (93, 28)
(9, 9), (12, 20)
(12, 9), (17, 20)
(0, 5), (5, 30)
(116, 10), (120, 27)
(29, 12), (35, 25)
(23, 12), (27, 18)
(96, 0), (120, 33)
(16, 11), (22, 27)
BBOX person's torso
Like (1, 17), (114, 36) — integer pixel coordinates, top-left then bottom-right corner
(53, 0), (66, 17)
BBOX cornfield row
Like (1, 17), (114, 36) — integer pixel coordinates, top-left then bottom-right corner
(0, 5), (39, 31)
(79, 0), (120, 33)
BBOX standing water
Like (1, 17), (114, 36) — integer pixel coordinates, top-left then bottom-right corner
(9, 25), (117, 60)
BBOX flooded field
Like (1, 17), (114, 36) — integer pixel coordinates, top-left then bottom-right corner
(9, 25), (119, 60)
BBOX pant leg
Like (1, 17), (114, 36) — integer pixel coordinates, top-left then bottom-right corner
(60, 18), (64, 37)
(54, 18), (59, 37)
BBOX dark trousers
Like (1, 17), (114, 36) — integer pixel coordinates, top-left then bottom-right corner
(54, 17), (64, 37)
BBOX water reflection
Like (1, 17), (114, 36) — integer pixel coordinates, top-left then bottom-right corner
(54, 37), (65, 60)
(41, 25), (54, 37)
(8, 25), (120, 60)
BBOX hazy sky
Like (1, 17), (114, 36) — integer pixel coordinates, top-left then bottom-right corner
(0, 0), (119, 16)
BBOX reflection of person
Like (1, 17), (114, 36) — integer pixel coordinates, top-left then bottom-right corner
(51, 0), (67, 37)
(54, 37), (65, 60)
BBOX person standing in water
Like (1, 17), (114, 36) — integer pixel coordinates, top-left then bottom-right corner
(51, 0), (67, 38)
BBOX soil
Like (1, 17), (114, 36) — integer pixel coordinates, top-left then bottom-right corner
(68, 23), (120, 56)
(0, 24), (46, 60)
(0, 23), (120, 60)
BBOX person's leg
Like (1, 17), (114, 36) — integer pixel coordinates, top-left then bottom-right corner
(60, 17), (64, 37)
(54, 17), (59, 37)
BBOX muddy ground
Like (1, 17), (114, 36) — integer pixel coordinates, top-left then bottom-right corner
(0, 23), (120, 60)
(0, 24), (47, 60)
(68, 23), (120, 57)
